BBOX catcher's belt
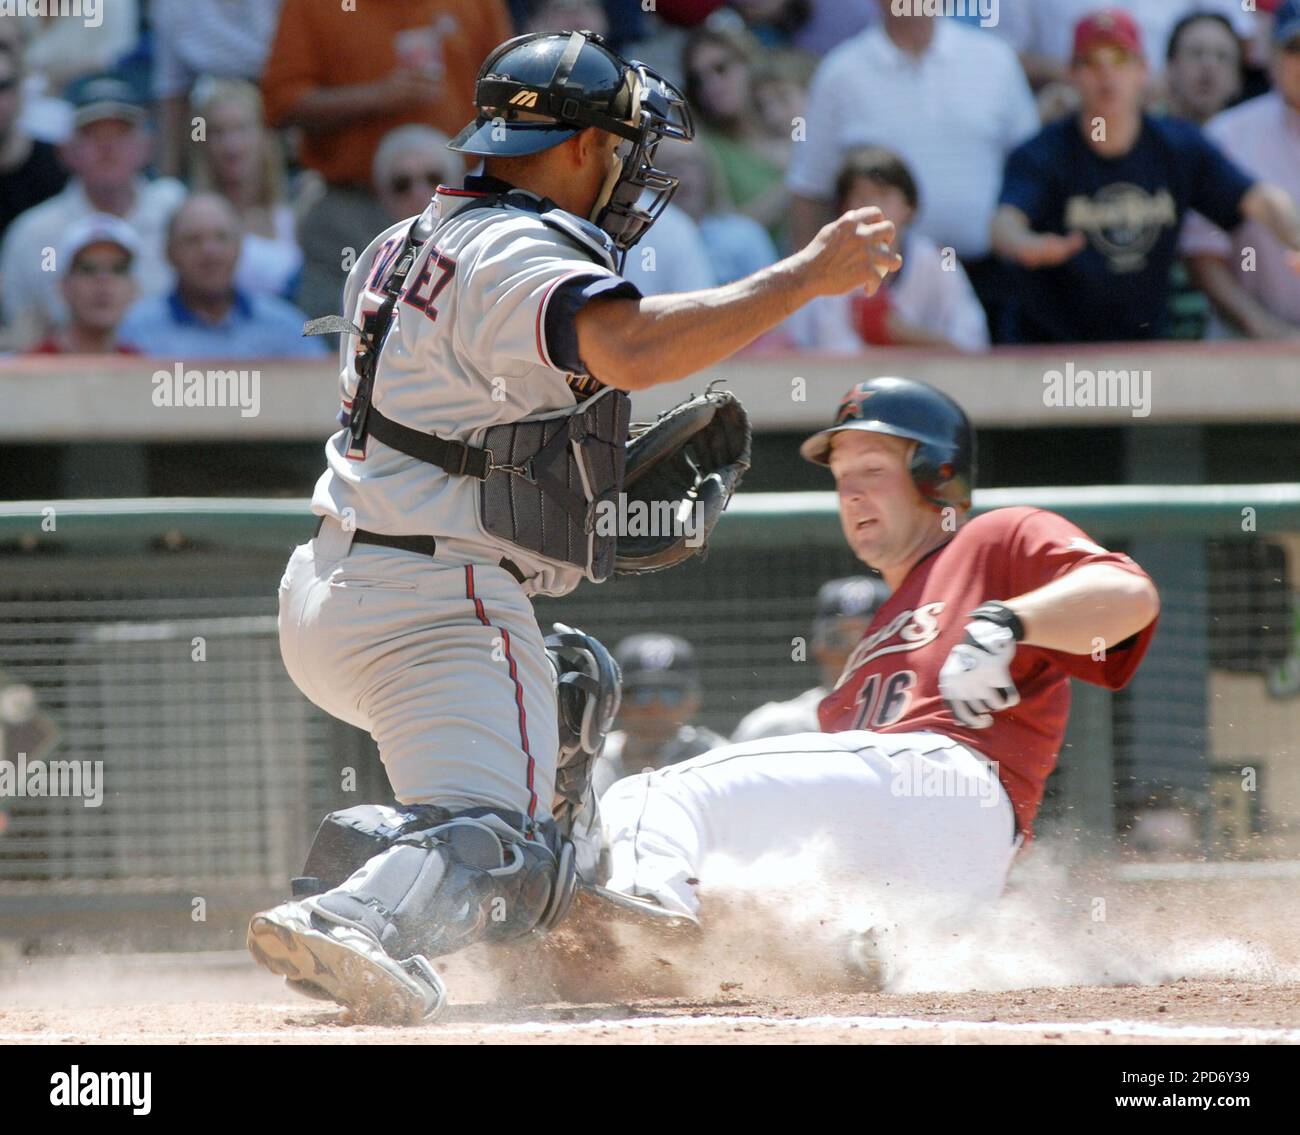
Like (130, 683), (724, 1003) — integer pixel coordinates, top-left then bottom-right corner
(303, 191), (750, 581)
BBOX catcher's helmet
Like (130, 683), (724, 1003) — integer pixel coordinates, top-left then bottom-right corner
(449, 30), (694, 254)
(799, 376), (975, 511)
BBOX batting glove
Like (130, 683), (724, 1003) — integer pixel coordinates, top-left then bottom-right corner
(938, 602), (1025, 730)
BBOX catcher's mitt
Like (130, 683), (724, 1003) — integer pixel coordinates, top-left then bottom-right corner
(613, 387), (751, 575)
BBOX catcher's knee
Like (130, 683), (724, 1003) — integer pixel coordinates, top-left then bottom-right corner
(292, 803), (435, 898)
(305, 809), (576, 960)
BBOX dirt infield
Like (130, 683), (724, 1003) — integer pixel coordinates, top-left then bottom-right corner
(3, 855), (1299, 1045)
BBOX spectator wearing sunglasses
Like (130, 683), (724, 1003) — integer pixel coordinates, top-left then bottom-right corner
(26, 214), (140, 356)
(373, 125), (460, 224)
(592, 633), (727, 798)
(732, 576), (890, 744)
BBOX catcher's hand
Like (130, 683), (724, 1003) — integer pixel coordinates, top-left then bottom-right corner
(938, 605), (1023, 729)
(613, 387), (751, 575)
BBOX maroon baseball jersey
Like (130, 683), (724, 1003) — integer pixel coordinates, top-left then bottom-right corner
(817, 507), (1157, 839)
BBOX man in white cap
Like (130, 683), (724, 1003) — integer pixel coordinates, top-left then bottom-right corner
(27, 213), (140, 356)
(0, 75), (184, 348)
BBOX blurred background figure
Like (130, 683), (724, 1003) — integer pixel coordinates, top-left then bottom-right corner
(618, 196), (715, 295)
(0, 75), (184, 350)
(521, 0), (609, 37)
(26, 214), (139, 356)
(786, 146), (990, 352)
(655, 137), (777, 284)
(117, 194), (324, 359)
(188, 80), (302, 300)
(152, 0), (285, 177)
(592, 633), (727, 797)
(992, 8), (1300, 345)
(787, 0), (1038, 340)
(1182, 0), (1300, 340)
(1162, 11), (1243, 123)
(18, 0), (139, 96)
(732, 576), (888, 743)
(683, 22), (796, 247)
(991, 0), (1255, 89)
(259, 0), (510, 323)
(728, 0), (812, 50)
(0, 38), (67, 245)
(373, 125), (459, 224)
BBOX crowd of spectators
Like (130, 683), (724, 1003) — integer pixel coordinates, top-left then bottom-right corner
(0, 0), (1297, 361)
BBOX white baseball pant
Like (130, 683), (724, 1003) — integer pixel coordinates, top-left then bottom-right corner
(600, 730), (1020, 918)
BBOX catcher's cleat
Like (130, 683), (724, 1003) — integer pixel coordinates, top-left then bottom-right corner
(247, 900), (446, 1024)
(576, 881), (701, 934)
(284, 976), (335, 1003)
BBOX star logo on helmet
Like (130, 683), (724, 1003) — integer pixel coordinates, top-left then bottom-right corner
(835, 385), (875, 425)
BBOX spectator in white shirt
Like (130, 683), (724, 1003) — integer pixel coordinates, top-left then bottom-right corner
(0, 76), (184, 349)
(188, 80), (303, 300)
(786, 146), (990, 354)
(20, 0), (139, 94)
(1181, 1), (1300, 338)
(786, 1), (1037, 333)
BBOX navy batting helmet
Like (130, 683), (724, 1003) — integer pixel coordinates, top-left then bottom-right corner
(449, 30), (694, 253)
(799, 376), (975, 510)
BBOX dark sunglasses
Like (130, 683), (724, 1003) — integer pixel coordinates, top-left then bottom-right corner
(693, 57), (739, 81)
(70, 260), (132, 277)
(0, 79), (17, 95)
(389, 171), (445, 195)
(624, 686), (692, 708)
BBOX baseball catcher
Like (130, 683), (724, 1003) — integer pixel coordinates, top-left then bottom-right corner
(247, 28), (902, 1022)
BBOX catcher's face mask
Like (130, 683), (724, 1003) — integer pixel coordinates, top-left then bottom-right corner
(591, 64), (694, 257)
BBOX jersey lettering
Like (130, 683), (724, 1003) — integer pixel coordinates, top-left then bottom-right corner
(836, 602), (946, 686)
(875, 670), (915, 726)
(402, 248), (457, 320)
(850, 673), (880, 730)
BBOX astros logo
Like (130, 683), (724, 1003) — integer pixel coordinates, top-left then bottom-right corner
(834, 384), (875, 425)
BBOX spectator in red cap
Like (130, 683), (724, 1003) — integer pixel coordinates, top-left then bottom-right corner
(991, 7), (1300, 343)
(992, 1), (1255, 88)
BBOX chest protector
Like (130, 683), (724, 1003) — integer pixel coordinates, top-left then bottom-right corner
(305, 192), (631, 582)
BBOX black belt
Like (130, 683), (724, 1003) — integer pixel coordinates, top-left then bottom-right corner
(313, 516), (527, 585)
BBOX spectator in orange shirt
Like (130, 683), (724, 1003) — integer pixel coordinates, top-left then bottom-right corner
(28, 214), (140, 356)
(260, 0), (512, 322)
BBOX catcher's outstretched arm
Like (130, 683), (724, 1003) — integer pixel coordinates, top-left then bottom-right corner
(577, 206), (903, 391)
